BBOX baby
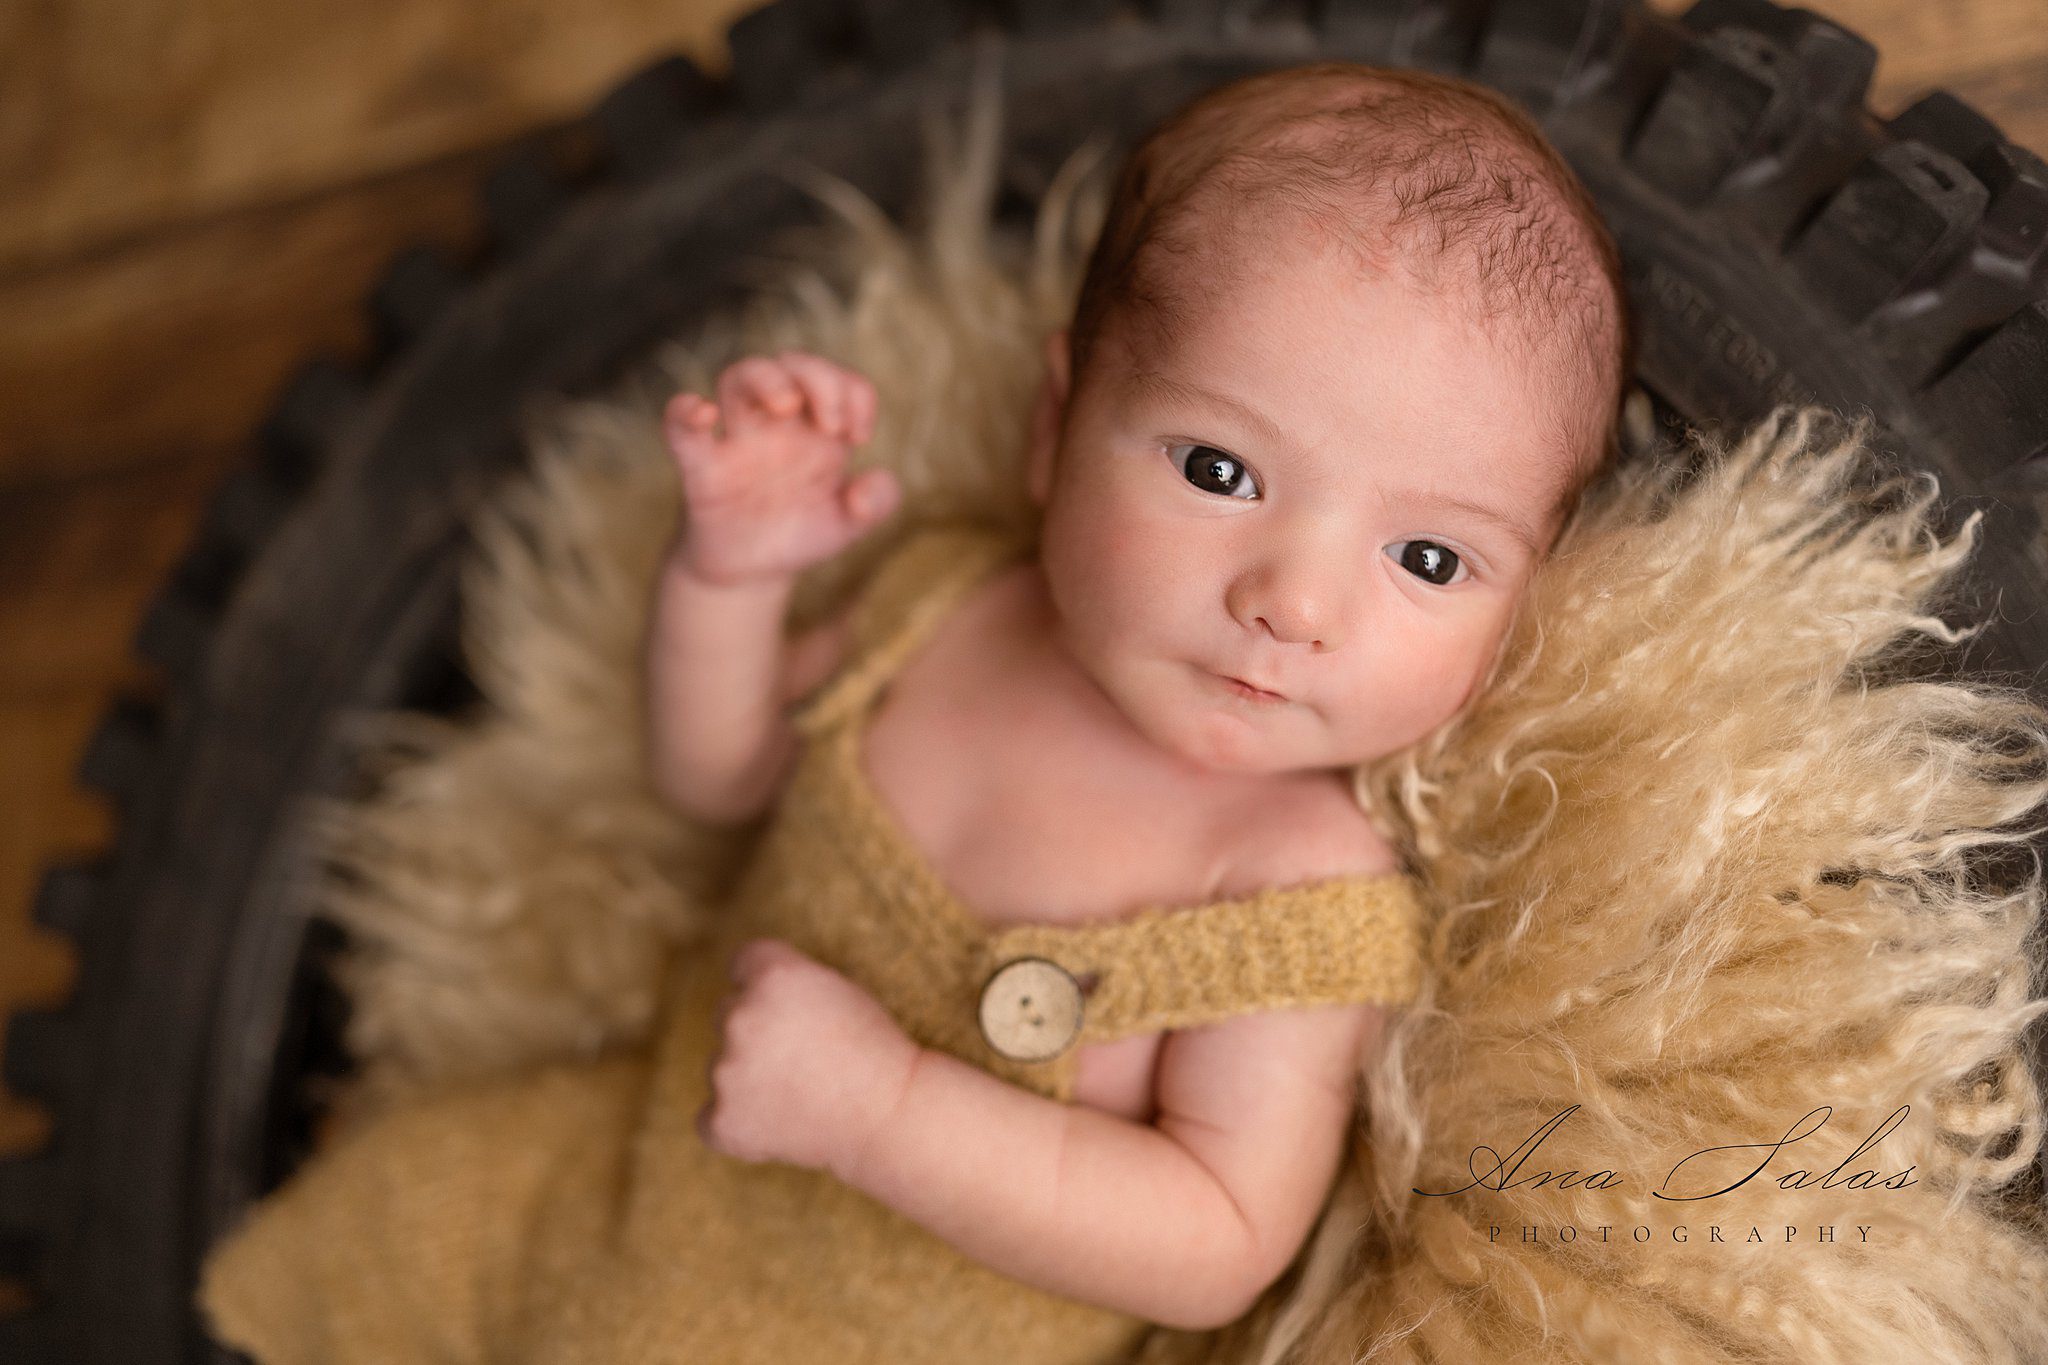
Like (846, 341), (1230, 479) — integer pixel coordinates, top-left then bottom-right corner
(647, 63), (1628, 1336)
(193, 58), (1640, 1365)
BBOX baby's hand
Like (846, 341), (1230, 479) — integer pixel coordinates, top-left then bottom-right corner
(697, 938), (920, 1177)
(663, 351), (899, 586)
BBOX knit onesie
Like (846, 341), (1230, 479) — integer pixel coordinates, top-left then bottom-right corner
(195, 516), (1430, 1365)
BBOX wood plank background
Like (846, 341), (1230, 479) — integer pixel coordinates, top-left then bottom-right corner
(1, 0), (2042, 1314)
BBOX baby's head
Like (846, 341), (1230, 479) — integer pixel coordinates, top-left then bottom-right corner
(1025, 61), (1631, 777)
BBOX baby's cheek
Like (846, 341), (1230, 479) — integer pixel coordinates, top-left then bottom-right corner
(1051, 509), (1174, 646)
(1366, 633), (1492, 750)
(1323, 657), (1415, 758)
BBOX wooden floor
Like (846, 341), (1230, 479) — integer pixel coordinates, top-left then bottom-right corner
(1, 0), (2042, 1314)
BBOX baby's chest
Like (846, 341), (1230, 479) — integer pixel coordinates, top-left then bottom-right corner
(863, 672), (1257, 932)
(858, 670), (1323, 1123)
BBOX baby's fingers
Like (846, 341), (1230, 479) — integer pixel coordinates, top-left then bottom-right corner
(796, 466), (901, 567)
(665, 392), (719, 437)
(662, 392), (722, 469)
(840, 466), (900, 533)
(774, 352), (853, 441)
(845, 373), (878, 446)
(719, 357), (804, 430)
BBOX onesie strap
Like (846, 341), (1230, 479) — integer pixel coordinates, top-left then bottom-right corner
(787, 517), (1035, 740)
(972, 871), (1428, 1054)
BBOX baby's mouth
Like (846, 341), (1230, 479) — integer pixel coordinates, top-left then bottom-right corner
(1209, 669), (1287, 704)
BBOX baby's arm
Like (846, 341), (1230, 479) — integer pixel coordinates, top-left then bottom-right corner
(645, 352), (896, 825)
(838, 998), (1385, 1332)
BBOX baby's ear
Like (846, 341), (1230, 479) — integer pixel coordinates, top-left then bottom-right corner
(1027, 328), (1073, 508)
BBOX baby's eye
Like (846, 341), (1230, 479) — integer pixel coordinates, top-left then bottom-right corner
(1385, 540), (1466, 587)
(1169, 443), (1259, 500)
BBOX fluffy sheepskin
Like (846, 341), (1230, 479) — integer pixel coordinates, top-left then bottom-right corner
(296, 64), (2048, 1364)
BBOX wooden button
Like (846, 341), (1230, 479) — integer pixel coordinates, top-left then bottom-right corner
(977, 957), (1085, 1063)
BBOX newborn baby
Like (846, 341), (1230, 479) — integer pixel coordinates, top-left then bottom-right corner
(194, 60), (1634, 1365)
(646, 60), (1629, 1339)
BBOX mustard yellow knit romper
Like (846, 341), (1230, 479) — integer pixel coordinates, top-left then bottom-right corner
(196, 516), (1429, 1365)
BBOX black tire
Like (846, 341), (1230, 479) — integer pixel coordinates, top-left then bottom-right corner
(4, 0), (2046, 1360)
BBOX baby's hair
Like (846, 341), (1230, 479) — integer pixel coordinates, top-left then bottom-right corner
(1067, 62), (1635, 530)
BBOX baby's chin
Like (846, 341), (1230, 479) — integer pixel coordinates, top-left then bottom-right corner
(1117, 672), (1341, 778)
(1070, 646), (1362, 777)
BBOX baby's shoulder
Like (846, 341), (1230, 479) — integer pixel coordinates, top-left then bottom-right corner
(848, 518), (1033, 639)
(1227, 772), (1404, 890)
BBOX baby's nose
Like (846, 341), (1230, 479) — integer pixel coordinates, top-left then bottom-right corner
(1234, 560), (1347, 652)
(1254, 603), (1334, 651)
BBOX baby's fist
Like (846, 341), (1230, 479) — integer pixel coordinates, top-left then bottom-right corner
(697, 938), (919, 1178)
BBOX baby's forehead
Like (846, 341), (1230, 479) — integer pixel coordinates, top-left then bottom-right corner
(1136, 219), (1564, 381)
(1157, 216), (1609, 444)
(1165, 197), (1518, 316)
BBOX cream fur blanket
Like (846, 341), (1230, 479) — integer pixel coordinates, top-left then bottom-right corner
(293, 75), (2048, 1364)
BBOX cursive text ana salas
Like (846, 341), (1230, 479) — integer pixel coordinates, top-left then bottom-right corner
(1413, 1104), (1918, 1200)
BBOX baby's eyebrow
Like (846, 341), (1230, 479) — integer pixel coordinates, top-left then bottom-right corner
(1396, 487), (1541, 557)
(1128, 369), (1293, 454)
